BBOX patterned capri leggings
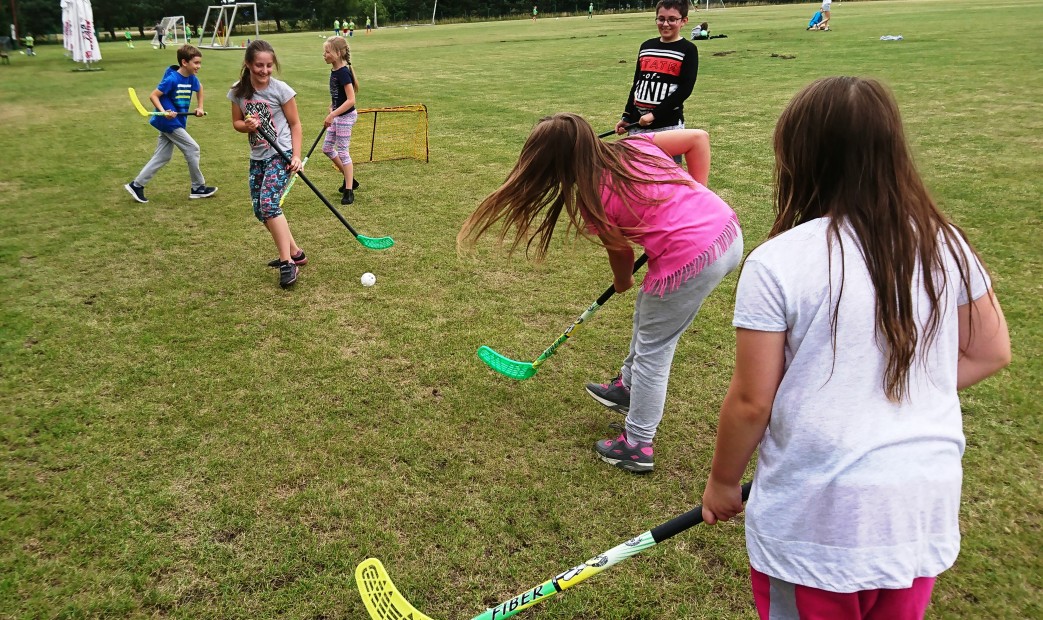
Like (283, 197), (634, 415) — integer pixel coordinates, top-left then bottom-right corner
(249, 155), (292, 222)
(322, 110), (358, 164)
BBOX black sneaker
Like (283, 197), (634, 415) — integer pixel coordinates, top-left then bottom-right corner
(124, 182), (148, 203)
(278, 261), (299, 288)
(342, 189), (355, 205)
(267, 250), (307, 268)
(338, 178), (360, 193)
(594, 432), (654, 473)
(585, 373), (630, 414)
(189, 185), (218, 199)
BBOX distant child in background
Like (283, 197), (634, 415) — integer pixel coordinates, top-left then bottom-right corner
(692, 22), (709, 40)
(125, 44), (217, 205)
(366, 16), (372, 34)
(532, 5), (539, 22)
(125, 30), (134, 48)
(228, 39), (306, 289)
(589, 2), (594, 18)
(616, 0), (698, 165)
(196, 25), (203, 43)
(701, 77), (1010, 617)
(459, 113), (742, 474)
(820, 0), (832, 30)
(24, 33), (35, 56)
(334, 18), (341, 36)
(321, 36), (359, 205)
(348, 19), (356, 37)
(156, 24), (166, 49)
(807, 10), (824, 30)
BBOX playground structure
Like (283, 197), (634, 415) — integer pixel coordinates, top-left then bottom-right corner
(198, 3), (259, 49)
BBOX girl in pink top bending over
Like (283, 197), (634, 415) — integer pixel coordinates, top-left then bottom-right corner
(458, 112), (742, 473)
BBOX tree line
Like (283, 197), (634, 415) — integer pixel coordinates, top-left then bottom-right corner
(3, 0), (791, 43)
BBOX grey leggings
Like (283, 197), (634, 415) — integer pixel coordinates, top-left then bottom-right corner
(622, 236), (744, 444)
(134, 128), (205, 188)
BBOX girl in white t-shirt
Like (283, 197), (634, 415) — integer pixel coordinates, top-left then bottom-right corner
(229, 40), (305, 289)
(701, 77), (1010, 618)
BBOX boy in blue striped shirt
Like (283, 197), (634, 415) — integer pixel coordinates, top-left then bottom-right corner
(125, 45), (217, 203)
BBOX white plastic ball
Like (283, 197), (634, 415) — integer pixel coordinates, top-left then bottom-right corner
(361, 272), (376, 287)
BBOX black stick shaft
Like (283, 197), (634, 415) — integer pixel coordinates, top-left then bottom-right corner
(304, 124), (326, 159)
(594, 253), (649, 306)
(650, 482), (753, 543)
(598, 122), (638, 139)
(256, 125), (362, 238)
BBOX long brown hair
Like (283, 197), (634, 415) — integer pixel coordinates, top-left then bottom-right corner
(231, 39), (280, 100)
(772, 76), (982, 402)
(324, 36), (360, 92)
(458, 113), (690, 259)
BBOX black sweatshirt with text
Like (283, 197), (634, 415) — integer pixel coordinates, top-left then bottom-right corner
(622, 37), (699, 130)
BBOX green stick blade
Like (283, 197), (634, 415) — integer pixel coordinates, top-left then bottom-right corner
(357, 235), (395, 250)
(477, 346), (538, 380)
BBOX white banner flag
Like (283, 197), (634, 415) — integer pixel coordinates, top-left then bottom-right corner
(65, 0), (102, 65)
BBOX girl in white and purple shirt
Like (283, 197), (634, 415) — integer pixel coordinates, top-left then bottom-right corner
(458, 112), (742, 473)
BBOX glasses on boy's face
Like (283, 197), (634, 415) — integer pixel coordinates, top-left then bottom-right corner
(655, 17), (682, 25)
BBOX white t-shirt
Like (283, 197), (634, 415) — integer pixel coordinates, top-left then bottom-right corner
(734, 217), (990, 592)
(227, 78), (296, 161)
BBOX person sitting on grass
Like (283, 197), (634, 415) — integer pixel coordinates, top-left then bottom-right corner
(807, 11), (824, 31)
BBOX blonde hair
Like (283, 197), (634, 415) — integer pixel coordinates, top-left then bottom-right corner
(324, 36), (359, 91)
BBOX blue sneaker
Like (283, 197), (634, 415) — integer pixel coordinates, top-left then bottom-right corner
(595, 432), (653, 473)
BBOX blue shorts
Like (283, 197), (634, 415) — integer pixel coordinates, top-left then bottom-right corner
(249, 155), (292, 222)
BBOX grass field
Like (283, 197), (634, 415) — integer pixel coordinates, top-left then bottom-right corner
(2, 0), (1041, 617)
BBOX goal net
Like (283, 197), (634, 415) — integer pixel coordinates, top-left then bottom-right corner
(151, 16), (187, 47)
(351, 104), (430, 164)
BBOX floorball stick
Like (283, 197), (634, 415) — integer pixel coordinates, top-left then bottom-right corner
(478, 254), (648, 380)
(279, 124), (326, 207)
(356, 482), (752, 620)
(128, 87), (205, 117)
(597, 122), (637, 139)
(255, 123), (393, 251)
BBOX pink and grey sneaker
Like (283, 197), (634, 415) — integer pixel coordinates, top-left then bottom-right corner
(595, 432), (653, 474)
(585, 372), (630, 414)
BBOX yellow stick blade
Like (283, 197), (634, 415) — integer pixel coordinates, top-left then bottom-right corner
(127, 87), (152, 117)
(356, 558), (437, 620)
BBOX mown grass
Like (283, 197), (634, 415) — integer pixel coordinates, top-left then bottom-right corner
(1, 0), (1040, 617)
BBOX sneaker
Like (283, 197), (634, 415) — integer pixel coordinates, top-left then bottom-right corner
(595, 432), (654, 473)
(189, 185), (218, 199)
(342, 189), (355, 205)
(267, 249), (307, 268)
(585, 373), (630, 414)
(278, 261), (299, 289)
(124, 182), (148, 203)
(338, 178), (360, 192)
